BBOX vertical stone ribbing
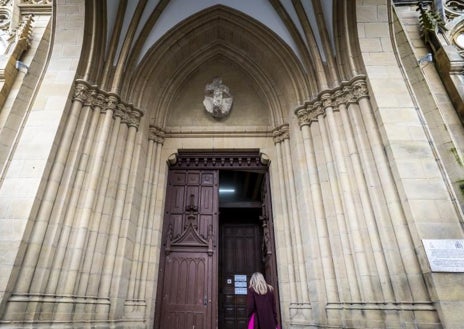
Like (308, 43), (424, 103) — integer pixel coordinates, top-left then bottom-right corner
(4, 81), (90, 322)
(111, 106), (143, 318)
(272, 126), (297, 303)
(53, 91), (116, 320)
(357, 96), (426, 300)
(74, 107), (124, 321)
(15, 81), (88, 293)
(324, 94), (375, 302)
(46, 95), (101, 302)
(337, 99), (389, 302)
(83, 110), (123, 320)
(318, 115), (361, 302)
(298, 116), (337, 312)
(33, 94), (95, 323)
(353, 81), (424, 325)
(295, 75), (432, 326)
(126, 126), (164, 318)
(346, 101), (404, 327)
(2, 78), (146, 323)
(38, 102), (97, 321)
(127, 136), (154, 303)
(313, 118), (352, 308)
(282, 135), (310, 304)
(139, 134), (163, 302)
(95, 106), (140, 320)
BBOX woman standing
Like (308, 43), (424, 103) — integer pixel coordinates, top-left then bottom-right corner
(246, 272), (279, 329)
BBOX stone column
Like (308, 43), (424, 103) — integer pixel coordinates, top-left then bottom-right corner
(295, 74), (437, 326)
(53, 92), (117, 320)
(336, 90), (390, 302)
(323, 92), (375, 302)
(3, 80), (91, 321)
(110, 106), (144, 318)
(74, 104), (124, 321)
(318, 110), (361, 303)
(95, 105), (141, 320)
(273, 124), (312, 327)
(139, 129), (164, 318)
(272, 125), (297, 303)
(355, 81), (426, 301)
(295, 106), (336, 325)
(126, 125), (164, 318)
(83, 102), (126, 319)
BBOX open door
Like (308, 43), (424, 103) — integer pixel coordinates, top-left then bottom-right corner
(260, 172), (281, 320)
(155, 150), (279, 329)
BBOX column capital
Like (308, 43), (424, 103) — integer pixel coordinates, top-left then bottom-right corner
(149, 125), (165, 144)
(272, 123), (289, 144)
(294, 75), (369, 127)
(72, 79), (144, 128)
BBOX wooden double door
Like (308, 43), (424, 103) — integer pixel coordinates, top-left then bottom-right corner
(154, 150), (279, 329)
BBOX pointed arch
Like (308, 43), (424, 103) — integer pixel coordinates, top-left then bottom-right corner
(123, 5), (310, 128)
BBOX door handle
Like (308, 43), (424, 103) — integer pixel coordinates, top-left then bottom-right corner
(204, 296), (208, 305)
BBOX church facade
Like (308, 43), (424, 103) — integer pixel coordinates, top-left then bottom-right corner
(1, 1), (464, 328)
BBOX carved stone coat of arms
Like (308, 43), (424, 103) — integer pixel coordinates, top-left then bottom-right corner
(203, 77), (233, 119)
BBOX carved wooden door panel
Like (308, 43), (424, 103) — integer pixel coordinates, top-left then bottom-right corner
(159, 252), (210, 328)
(156, 170), (218, 329)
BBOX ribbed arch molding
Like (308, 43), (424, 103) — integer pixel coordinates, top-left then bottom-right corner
(125, 5), (309, 129)
(154, 47), (282, 128)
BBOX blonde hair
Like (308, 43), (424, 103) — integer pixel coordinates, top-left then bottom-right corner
(249, 272), (273, 295)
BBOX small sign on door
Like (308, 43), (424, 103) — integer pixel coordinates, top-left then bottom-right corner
(234, 288), (247, 295)
(234, 274), (247, 295)
(234, 274), (247, 282)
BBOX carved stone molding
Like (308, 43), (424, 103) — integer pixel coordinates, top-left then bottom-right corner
(168, 149), (268, 170)
(18, 0), (52, 15)
(295, 75), (368, 127)
(149, 125), (165, 144)
(272, 123), (289, 144)
(416, 1), (464, 121)
(127, 107), (143, 128)
(72, 80), (91, 104)
(20, 0), (52, 3)
(72, 80), (144, 130)
(0, 13), (33, 111)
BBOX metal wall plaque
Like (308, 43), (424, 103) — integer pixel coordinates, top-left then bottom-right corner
(423, 239), (464, 272)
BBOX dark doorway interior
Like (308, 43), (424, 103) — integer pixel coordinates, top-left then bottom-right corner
(218, 170), (265, 329)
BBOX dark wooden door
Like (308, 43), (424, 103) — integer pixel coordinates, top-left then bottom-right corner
(219, 208), (262, 329)
(261, 173), (277, 285)
(156, 170), (218, 329)
(159, 252), (211, 328)
(260, 173), (281, 322)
